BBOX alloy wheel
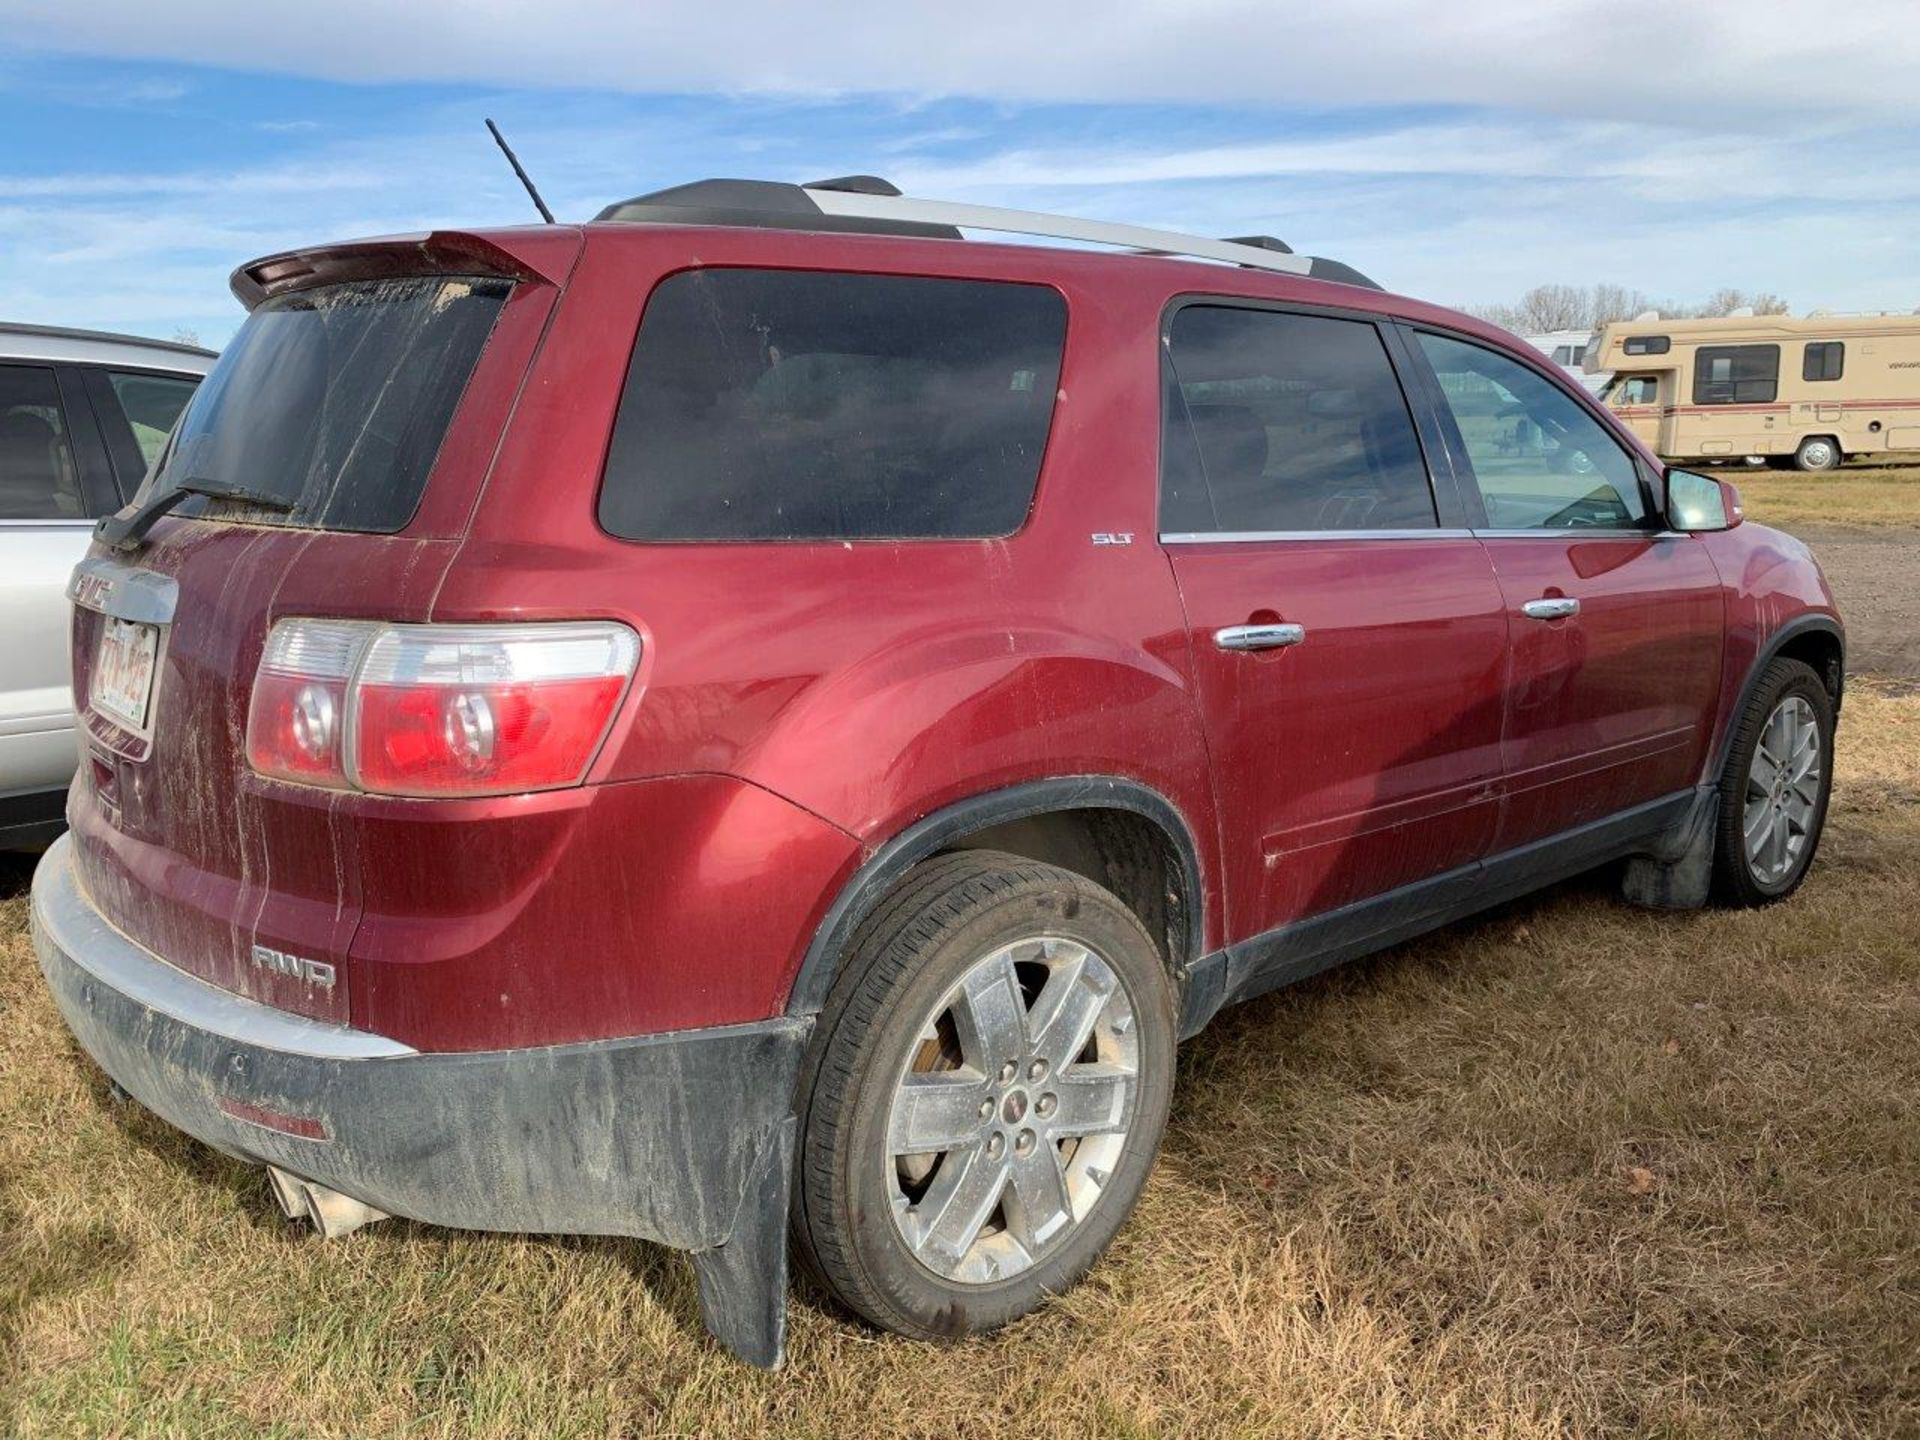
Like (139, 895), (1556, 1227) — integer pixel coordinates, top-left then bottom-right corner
(1743, 695), (1822, 885)
(884, 935), (1139, 1284)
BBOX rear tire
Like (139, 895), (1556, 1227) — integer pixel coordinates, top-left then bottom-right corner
(791, 850), (1176, 1340)
(1710, 658), (1835, 906)
(1793, 436), (1841, 472)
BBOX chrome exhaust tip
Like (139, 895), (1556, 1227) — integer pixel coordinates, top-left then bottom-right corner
(266, 1165), (389, 1239)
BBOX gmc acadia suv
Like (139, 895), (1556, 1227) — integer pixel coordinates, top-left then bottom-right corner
(30, 178), (1843, 1367)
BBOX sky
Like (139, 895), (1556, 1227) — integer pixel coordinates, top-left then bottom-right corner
(1, 0), (1916, 348)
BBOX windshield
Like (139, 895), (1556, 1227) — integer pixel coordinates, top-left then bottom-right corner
(153, 275), (509, 533)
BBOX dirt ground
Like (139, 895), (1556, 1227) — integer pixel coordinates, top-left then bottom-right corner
(1790, 526), (1920, 680)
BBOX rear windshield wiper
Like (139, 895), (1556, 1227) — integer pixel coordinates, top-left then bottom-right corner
(96, 478), (298, 553)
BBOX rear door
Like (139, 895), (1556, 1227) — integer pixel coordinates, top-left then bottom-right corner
(1161, 302), (1509, 947)
(1405, 327), (1723, 850)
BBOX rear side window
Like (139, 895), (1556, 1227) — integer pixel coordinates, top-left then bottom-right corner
(1803, 341), (1844, 382)
(0, 363), (85, 520)
(1160, 306), (1435, 534)
(600, 269), (1067, 542)
(1693, 344), (1779, 406)
(156, 275), (510, 533)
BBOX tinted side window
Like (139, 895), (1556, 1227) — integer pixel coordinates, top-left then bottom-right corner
(1693, 344), (1779, 405)
(1160, 307), (1434, 534)
(1624, 335), (1670, 356)
(1803, 341), (1844, 383)
(600, 270), (1066, 542)
(1417, 332), (1647, 531)
(107, 372), (200, 466)
(0, 364), (85, 520)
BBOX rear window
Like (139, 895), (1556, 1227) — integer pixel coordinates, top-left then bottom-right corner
(154, 275), (509, 533)
(598, 268), (1067, 542)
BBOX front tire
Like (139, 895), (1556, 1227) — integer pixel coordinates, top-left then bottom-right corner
(1711, 658), (1835, 905)
(792, 851), (1176, 1340)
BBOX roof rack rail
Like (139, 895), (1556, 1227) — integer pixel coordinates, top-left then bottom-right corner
(1223, 234), (1293, 254)
(594, 177), (1381, 289)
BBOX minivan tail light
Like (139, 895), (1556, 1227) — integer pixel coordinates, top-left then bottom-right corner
(246, 620), (640, 797)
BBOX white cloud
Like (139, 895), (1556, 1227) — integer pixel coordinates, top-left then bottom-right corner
(1, 0), (1917, 126)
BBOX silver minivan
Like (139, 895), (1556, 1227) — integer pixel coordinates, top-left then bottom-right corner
(1, 324), (212, 847)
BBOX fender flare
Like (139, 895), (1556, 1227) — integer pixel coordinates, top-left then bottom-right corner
(784, 775), (1207, 1017)
(1710, 613), (1846, 784)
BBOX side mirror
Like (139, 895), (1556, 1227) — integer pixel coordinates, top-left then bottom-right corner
(1665, 468), (1743, 532)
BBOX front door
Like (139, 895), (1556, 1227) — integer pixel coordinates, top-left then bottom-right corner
(1160, 303), (1509, 945)
(1409, 329), (1724, 850)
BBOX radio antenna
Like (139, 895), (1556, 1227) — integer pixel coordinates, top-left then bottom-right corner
(485, 119), (556, 224)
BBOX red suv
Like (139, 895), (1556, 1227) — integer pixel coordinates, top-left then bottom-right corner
(31, 178), (1843, 1367)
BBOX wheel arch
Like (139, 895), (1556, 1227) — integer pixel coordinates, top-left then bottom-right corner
(784, 776), (1207, 1018)
(1712, 614), (1845, 783)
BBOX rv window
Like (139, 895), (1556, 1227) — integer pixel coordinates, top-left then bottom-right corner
(1552, 346), (1574, 365)
(1624, 335), (1670, 356)
(1611, 376), (1658, 406)
(1693, 345), (1779, 406)
(1803, 342), (1844, 383)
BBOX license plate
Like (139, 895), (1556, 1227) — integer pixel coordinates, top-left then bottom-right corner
(93, 617), (159, 733)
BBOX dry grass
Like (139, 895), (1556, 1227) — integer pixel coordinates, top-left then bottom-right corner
(4, 687), (1918, 1439)
(1734, 461), (1920, 531)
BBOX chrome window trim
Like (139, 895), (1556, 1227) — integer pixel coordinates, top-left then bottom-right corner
(1160, 527), (1473, 544)
(1472, 527), (1685, 540)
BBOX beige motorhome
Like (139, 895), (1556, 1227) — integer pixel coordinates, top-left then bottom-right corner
(1586, 311), (1920, 470)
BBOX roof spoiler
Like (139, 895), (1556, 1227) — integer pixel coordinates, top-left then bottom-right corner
(229, 228), (580, 310)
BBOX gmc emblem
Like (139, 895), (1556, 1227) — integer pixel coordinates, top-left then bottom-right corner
(71, 572), (115, 611)
(250, 944), (337, 991)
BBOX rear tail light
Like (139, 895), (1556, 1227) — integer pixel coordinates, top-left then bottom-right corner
(246, 620), (640, 797)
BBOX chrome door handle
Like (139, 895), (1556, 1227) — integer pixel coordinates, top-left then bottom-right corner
(1521, 597), (1580, 620)
(1214, 622), (1306, 652)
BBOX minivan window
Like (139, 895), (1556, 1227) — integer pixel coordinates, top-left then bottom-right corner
(1693, 344), (1779, 406)
(106, 372), (200, 466)
(154, 276), (510, 533)
(599, 269), (1067, 542)
(0, 364), (85, 520)
(1417, 331), (1647, 530)
(1160, 306), (1435, 534)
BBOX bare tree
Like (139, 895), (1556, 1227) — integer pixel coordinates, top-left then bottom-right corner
(170, 327), (202, 347)
(1462, 283), (1793, 330)
(1588, 283), (1654, 325)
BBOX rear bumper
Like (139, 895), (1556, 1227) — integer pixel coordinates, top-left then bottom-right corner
(30, 833), (807, 1365)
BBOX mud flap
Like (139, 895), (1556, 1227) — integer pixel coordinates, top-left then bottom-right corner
(1621, 785), (1717, 910)
(690, 1115), (796, 1368)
